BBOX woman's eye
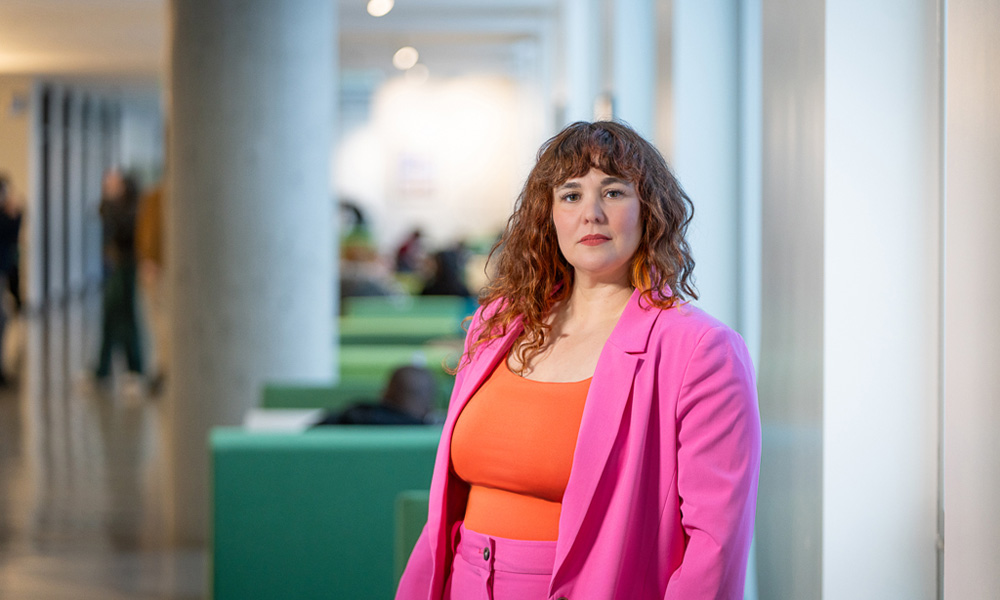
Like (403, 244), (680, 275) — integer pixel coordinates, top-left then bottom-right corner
(606, 189), (624, 198)
(561, 193), (580, 202)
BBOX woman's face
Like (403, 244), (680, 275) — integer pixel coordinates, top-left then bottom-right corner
(552, 168), (642, 287)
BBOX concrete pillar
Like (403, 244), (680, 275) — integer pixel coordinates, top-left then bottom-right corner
(167, 0), (336, 544)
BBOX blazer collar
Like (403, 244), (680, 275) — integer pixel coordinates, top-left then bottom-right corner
(453, 286), (663, 396)
(604, 287), (665, 354)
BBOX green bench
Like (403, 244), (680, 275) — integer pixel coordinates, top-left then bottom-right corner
(211, 426), (440, 600)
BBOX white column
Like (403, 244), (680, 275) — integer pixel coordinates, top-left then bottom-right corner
(671, 0), (741, 328)
(943, 0), (1000, 596)
(610, 0), (655, 138)
(66, 92), (86, 295)
(46, 86), (67, 305)
(758, 0), (825, 596)
(823, 1), (941, 598)
(560, 0), (601, 124)
(168, 0), (336, 543)
(83, 97), (104, 286)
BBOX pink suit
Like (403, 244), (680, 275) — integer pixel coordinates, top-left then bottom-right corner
(397, 289), (761, 599)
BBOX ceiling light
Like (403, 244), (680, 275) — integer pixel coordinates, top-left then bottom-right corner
(392, 46), (419, 70)
(367, 0), (394, 18)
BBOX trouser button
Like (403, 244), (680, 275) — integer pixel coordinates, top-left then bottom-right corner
(483, 547), (491, 560)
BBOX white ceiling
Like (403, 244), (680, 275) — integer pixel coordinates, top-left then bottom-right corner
(0, 0), (558, 86)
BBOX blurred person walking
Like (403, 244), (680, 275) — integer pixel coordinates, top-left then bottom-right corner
(93, 169), (144, 391)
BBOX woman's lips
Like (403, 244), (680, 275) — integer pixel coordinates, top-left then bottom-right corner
(580, 234), (610, 246)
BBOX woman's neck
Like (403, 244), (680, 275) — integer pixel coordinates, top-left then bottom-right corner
(563, 280), (634, 324)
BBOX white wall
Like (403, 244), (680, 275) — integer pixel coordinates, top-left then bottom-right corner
(755, 1), (1000, 598)
(335, 75), (533, 254)
(823, 1), (941, 598)
(119, 91), (165, 186)
(0, 76), (34, 194)
(943, 0), (1000, 596)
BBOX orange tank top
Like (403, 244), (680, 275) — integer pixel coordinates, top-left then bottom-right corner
(450, 359), (591, 541)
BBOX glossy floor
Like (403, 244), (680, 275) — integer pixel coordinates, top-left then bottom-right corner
(0, 299), (205, 599)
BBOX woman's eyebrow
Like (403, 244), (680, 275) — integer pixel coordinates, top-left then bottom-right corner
(557, 177), (630, 189)
(556, 181), (582, 190)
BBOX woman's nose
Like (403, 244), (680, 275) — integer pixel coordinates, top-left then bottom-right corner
(583, 196), (607, 223)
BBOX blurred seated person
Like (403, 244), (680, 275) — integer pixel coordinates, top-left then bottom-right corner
(420, 248), (471, 297)
(337, 199), (403, 307)
(314, 365), (438, 426)
(340, 243), (400, 301)
(395, 228), (426, 273)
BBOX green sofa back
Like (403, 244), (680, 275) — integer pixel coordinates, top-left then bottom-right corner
(343, 295), (475, 320)
(339, 315), (464, 345)
(394, 489), (430, 583)
(260, 382), (368, 411)
(211, 427), (440, 600)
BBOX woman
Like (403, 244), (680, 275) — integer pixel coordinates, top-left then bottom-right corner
(397, 121), (760, 599)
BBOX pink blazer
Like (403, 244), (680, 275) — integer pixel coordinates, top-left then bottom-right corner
(397, 289), (761, 599)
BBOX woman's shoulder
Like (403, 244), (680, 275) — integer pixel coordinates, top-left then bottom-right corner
(645, 301), (747, 351)
(656, 301), (729, 329)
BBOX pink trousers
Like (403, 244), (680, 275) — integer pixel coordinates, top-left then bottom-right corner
(444, 524), (556, 600)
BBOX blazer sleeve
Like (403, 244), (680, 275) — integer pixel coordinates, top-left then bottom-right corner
(663, 326), (761, 600)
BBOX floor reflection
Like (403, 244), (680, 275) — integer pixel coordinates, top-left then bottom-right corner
(0, 297), (205, 599)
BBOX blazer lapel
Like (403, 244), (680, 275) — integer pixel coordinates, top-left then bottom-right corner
(552, 289), (662, 583)
(426, 317), (523, 585)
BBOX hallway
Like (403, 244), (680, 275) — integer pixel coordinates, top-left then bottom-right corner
(0, 297), (205, 599)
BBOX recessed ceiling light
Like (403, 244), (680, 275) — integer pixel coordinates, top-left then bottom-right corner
(367, 0), (394, 18)
(393, 46), (419, 70)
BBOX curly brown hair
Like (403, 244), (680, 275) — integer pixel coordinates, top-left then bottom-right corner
(465, 120), (697, 372)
